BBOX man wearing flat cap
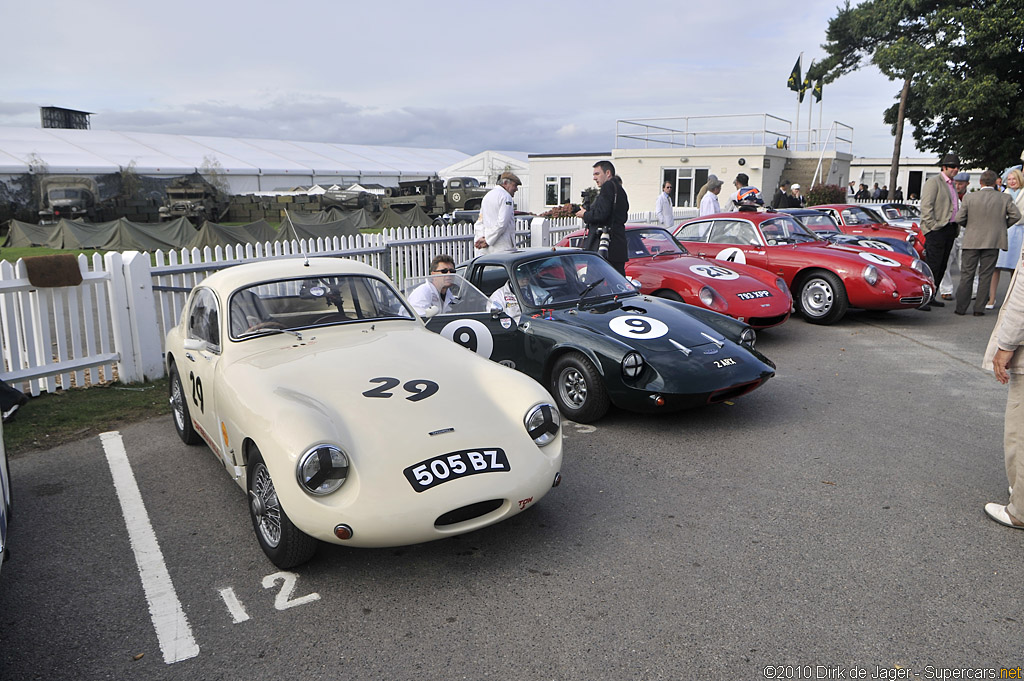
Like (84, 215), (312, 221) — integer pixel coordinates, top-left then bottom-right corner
(919, 153), (962, 309)
(475, 171), (521, 255)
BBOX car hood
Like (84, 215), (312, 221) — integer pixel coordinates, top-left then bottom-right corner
(220, 323), (547, 444)
(544, 297), (734, 354)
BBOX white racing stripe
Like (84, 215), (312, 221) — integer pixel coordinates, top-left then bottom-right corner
(100, 431), (199, 664)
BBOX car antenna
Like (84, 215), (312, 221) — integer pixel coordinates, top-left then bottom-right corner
(302, 242), (310, 267)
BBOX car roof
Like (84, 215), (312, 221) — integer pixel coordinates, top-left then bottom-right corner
(198, 256), (386, 293)
(466, 246), (582, 267)
(682, 211), (796, 224)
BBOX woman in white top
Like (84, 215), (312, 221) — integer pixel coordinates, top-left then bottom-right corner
(989, 168), (1024, 308)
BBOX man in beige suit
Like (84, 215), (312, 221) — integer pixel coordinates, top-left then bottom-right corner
(983, 242), (1024, 529)
(954, 170), (1023, 315)
(919, 153), (962, 309)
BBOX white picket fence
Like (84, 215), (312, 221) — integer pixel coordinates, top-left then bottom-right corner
(0, 209), (694, 396)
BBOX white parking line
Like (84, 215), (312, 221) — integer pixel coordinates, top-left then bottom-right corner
(100, 431), (199, 664)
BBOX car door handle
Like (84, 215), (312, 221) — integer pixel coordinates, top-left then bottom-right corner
(185, 352), (196, 362)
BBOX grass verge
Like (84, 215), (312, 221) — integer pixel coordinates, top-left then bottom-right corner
(3, 379), (171, 457)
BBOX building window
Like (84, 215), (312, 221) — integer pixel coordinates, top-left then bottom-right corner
(662, 168), (709, 207)
(545, 176), (572, 206)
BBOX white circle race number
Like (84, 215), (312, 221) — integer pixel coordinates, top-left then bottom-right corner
(609, 315), (668, 339)
(716, 247), (747, 265)
(690, 263), (739, 280)
(857, 239), (894, 252)
(440, 319), (494, 358)
(858, 251), (900, 267)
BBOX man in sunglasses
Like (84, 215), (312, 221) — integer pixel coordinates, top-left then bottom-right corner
(407, 254), (458, 317)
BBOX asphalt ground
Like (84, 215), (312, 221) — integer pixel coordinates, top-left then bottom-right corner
(1, 295), (1021, 681)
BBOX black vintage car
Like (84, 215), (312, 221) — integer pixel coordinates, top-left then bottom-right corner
(405, 249), (775, 423)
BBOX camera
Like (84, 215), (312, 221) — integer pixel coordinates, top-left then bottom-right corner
(597, 226), (610, 258)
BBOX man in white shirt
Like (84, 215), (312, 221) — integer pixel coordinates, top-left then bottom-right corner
(475, 172), (521, 255)
(655, 181), (674, 227)
(699, 178), (723, 216)
(407, 254), (457, 317)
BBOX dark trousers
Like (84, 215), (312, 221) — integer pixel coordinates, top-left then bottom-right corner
(924, 223), (958, 296)
(956, 248), (999, 314)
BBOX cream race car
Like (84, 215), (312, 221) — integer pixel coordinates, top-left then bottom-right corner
(165, 257), (562, 568)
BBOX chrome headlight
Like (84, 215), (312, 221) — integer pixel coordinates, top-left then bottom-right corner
(740, 327), (756, 347)
(775, 277), (789, 295)
(622, 351), (644, 379)
(296, 444), (349, 495)
(698, 286), (715, 307)
(524, 403), (559, 447)
(863, 264), (880, 286)
(911, 258), (934, 282)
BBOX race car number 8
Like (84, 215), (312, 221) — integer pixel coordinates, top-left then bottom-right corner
(609, 315), (668, 339)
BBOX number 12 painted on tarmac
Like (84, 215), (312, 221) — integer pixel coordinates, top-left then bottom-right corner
(217, 571), (320, 624)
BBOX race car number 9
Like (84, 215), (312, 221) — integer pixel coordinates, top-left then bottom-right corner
(608, 315), (668, 339)
(439, 318), (494, 359)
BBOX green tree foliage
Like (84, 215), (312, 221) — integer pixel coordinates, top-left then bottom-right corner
(807, 183), (847, 206)
(818, 0), (1024, 171)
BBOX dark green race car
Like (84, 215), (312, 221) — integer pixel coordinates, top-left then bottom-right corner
(405, 249), (775, 423)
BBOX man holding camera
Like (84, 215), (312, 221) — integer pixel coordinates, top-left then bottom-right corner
(575, 160), (629, 275)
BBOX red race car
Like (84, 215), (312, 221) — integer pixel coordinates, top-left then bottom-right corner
(673, 211), (935, 325)
(556, 225), (792, 328)
(810, 203), (925, 256)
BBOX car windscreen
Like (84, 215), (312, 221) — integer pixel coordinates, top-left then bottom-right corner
(230, 274), (414, 340)
(759, 216), (820, 243)
(512, 253), (638, 308)
(792, 212), (839, 229)
(627, 228), (687, 257)
(840, 206), (883, 225)
(402, 275), (493, 316)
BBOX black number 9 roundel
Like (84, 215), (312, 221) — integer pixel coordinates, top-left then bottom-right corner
(439, 319), (494, 358)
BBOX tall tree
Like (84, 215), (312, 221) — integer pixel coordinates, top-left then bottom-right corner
(818, 0), (1024, 186)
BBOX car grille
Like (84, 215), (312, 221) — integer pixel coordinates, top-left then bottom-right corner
(435, 499), (504, 527)
(748, 314), (789, 327)
(899, 296), (925, 305)
(708, 379), (763, 404)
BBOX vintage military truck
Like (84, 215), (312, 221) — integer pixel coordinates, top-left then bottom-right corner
(159, 177), (228, 222)
(38, 176), (98, 224)
(379, 176), (489, 216)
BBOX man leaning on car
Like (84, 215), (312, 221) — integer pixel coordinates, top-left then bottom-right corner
(919, 153), (962, 310)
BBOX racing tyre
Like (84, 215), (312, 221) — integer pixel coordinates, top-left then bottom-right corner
(247, 447), (318, 569)
(550, 352), (610, 423)
(797, 270), (848, 325)
(169, 364), (201, 445)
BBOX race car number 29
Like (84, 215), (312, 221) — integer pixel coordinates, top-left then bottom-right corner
(404, 448), (510, 492)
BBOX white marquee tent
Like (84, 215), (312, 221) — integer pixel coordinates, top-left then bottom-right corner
(0, 126), (470, 194)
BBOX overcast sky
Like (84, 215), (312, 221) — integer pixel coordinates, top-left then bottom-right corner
(3, 0), (923, 160)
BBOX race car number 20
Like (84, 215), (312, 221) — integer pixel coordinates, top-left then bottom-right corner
(404, 448), (510, 492)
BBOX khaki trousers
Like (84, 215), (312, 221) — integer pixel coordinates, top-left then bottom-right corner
(1006, 375), (1024, 518)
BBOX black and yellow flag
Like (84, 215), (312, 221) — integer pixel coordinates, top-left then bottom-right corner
(787, 57), (801, 92)
(813, 78), (823, 103)
(799, 62), (813, 103)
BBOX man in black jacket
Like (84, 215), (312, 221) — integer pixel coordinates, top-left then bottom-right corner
(576, 160), (629, 274)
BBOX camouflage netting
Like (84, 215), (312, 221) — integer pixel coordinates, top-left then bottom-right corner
(279, 209), (363, 241)
(186, 220), (279, 250)
(4, 217), (197, 250)
(372, 206), (433, 229)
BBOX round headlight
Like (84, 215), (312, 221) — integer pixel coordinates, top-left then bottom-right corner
(622, 351), (644, 379)
(698, 286), (715, 307)
(911, 258), (934, 282)
(525, 404), (559, 447)
(296, 445), (349, 496)
(863, 264), (880, 286)
(775, 277), (789, 295)
(740, 327), (756, 347)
